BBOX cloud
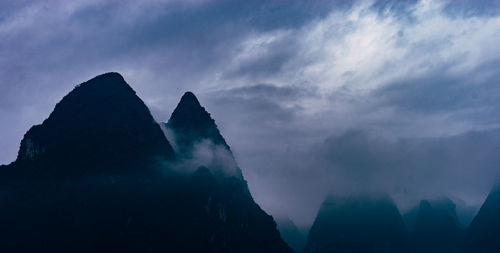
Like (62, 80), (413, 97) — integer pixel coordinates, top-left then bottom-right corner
(1, 0), (500, 229)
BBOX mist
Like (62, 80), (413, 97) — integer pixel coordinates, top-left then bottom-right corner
(1, 0), (500, 231)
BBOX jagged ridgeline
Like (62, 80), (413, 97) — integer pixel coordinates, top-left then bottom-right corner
(0, 73), (292, 253)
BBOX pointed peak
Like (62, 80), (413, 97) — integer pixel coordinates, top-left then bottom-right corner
(170, 91), (206, 121)
(179, 91), (201, 105)
(167, 91), (229, 150)
(169, 91), (211, 124)
(173, 91), (205, 117)
(15, 73), (175, 169)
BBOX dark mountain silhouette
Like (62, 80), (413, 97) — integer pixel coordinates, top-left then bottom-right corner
(165, 91), (291, 252)
(167, 92), (229, 152)
(0, 73), (292, 252)
(166, 91), (243, 178)
(402, 205), (419, 231)
(10, 72), (175, 177)
(466, 185), (500, 252)
(410, 198), (463, 252)
(454, 198), (478, 228)
(303, 194), (408, 253)
(276, 216), (307, 253)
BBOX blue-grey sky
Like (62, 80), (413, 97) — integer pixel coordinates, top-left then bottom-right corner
(1, 0), (500, 227)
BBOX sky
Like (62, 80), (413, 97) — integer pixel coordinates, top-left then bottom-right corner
(1, 0), (500, 228)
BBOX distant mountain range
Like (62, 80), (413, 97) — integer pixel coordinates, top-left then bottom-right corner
(303, 194), (408, 253)
(0, 72), (499, 252)
(302, 190), (500, 253)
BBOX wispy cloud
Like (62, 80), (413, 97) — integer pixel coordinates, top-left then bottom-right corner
(1, 0), (500, 228)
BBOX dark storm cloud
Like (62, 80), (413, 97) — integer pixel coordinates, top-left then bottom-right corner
(0, 0), (334, 163)
(204, 84), (311, 139)
(375, 59), (500, 115)
(1, 0), (500, 230)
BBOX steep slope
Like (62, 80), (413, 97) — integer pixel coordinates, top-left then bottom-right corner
(410, 199), (463, 252)
(165, 92), (293, 252)
(402, 205), (419, 231)
(466, 185), (500, 252)
(304, 194), (408, 253)
(0, 78), (292, 252)
(0, 73), (179, 251)
(11, 72), (175, 177)
(276, 216), (307, 253)
(166, 91), (244, 177)
(167, 92), (229, 151)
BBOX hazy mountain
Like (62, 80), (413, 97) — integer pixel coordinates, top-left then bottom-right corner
(167, 91), (229, 152)
(0, 73), (292, 252)
(410, 198), (463, 252)
(303, 194), (408, 253)
(454, 198), (478, 228)
(466, 185), (500, 252)
(276, 216), (307, 253)
(164, 91), (292, 252)
(402, 205), (419, 231)
(165, 91), (243, 178)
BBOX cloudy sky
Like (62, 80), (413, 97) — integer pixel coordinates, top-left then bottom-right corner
(1, 0), (500, 228)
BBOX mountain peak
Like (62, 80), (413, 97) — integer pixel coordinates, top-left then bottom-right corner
(14, 72), (175, 175)
(179, 91), (202, 107)
(72, 72), (131, 94)
(412, 198), (462, 252)
(167, 91), (229, 153)
(304, 194), (408, 253)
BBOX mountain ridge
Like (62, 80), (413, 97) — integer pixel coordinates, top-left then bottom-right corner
(0, 73), (292, 253)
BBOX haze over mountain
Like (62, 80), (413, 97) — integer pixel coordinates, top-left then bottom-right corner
(304, 194), (408, 253)
(165, 91), (242, 178)
(1, 0), (500, 230)
(466, 185), (500, 252)
(410, 199), (463, 252)
(275, 216), (307, 253)
(0, 73), (292, 252)
(2, 0), (500, 251)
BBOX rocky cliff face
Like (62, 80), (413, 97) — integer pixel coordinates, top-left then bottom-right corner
(0, 73), (292, 252)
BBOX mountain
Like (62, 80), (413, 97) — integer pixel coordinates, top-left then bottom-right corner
(466, 185), (500, 252)
(410, 199), (463, 252)
(454, 198), (478, 228)
(276, 216), (307, 253)
(9, 72), (175, 177)
(167, 92), (229, 152)
(165, 91), (292, 252)
(166, 91), (243, 178)
(402, 205), (419, 231)
(303, 194), (408, 253)
(0, 73), (292, 252)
